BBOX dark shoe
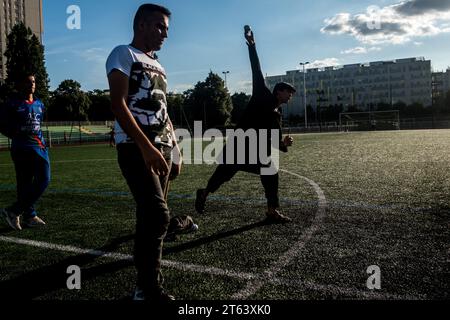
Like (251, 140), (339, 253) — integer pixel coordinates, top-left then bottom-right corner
(132, 288), (145, 301)
(195, 189), (207, 214)
(266, 210), (292, 223)
(133, 287), (175, 301)
(165, 215), (199, 242)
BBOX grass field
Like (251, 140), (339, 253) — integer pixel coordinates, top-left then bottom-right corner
(0, 130), (449, 300)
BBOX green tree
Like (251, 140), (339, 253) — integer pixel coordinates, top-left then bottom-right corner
(49, 80), (91, 121)
(4, 23), (49, 103)
(184, 72), (232, 129)
(166, 92), (186, 127)
(87, 90), (113, 121)
(231, 92), (251, 125)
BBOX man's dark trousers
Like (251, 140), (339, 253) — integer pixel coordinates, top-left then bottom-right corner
(117, 143), (172, 295)
(206, 163), (280, 209)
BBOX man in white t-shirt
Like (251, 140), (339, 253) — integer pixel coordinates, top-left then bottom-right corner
(106, 3), (181, 301)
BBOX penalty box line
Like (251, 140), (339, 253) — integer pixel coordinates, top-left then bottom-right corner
(0, 235), (423, 300)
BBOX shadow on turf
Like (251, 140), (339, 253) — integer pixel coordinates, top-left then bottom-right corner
(163, 220), (270, 256)
(0, 227), (14, 234)
(0, 219), (275, 299)
(0, 234), (135, 300)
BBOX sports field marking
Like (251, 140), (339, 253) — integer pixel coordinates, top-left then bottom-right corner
(0, 183), (429, 213)
(231, 169), (328, 300)
(0, 158), (433, 300)
(0, 235), (423, 300)
(0, 235), (132, 260)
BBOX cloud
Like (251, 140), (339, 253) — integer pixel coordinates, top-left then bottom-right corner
(341, 46), (381, 54)
(169, 84), (194, 94)
(78, 48), (109, 63)
(44, 40), (103, 56)
(321, 0), (450, 45)
(394, 0), (450, 16)
(308, 58), (340, 69)
(230, 80), (252, 94)
(167, 69), (210, 76)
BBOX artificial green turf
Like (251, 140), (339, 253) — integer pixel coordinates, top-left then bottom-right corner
(0, 130), (449, 300)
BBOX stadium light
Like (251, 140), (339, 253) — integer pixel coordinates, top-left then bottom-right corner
(300, 62), (310, 128)
(222, 71), (230, 88)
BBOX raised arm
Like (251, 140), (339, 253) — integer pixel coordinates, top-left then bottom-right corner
(245, 26), (266, 95)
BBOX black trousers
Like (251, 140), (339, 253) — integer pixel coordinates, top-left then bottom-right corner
(206, 163), (280, 208)
(117, 143), (172, 294)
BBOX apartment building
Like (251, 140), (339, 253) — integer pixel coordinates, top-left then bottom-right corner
(0, 0), (43, 82)
(266, 57), (432, 117)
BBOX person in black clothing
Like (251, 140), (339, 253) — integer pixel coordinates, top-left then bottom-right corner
(195, 26), (296, 223)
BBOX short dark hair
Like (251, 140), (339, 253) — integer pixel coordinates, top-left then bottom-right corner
(14, 73), (35, 89)
(23, 73), (35, 80)
(273, 82), (296, 95)
(133, 4), (171, 33)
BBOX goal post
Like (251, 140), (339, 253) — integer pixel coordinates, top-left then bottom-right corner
(339, 110), (400, 131)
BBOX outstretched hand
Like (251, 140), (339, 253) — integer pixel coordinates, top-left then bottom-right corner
(244, 25), (255, 45)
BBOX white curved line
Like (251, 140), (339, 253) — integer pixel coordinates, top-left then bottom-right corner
(231, 169), (328, 300)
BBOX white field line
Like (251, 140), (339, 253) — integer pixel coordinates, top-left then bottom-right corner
(0, 235), (424, 300)
(0, 162), (428, 300)
(231, 169), (328, 300)
(0, 235), (132, 260)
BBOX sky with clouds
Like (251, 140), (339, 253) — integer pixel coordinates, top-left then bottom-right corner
(43, 0), (450, 93)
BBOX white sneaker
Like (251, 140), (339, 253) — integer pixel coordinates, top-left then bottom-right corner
(22, 216), (46, 228)
(2, 208), (22, 231)
(189, 223), (199, 232)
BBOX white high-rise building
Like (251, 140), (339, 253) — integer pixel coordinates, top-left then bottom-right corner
(0, 0), (43, 82)
(266, 57), (432, 117)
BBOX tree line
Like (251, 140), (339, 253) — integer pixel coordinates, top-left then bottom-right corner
(1, 23), (449, 129)
(0, 24), (247, 126)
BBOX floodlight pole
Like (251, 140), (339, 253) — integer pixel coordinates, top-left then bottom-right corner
(300, 62), (310, 129)
(222, 71), (230, 88)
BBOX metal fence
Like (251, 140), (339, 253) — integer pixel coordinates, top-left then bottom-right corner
(0, 125), (112, 150)
(42, 121), (114, 127)
(1, 118), (449, 150)
(284, 117), (450, 133)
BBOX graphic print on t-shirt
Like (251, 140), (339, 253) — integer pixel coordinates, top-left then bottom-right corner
(128, 61), (168, 130)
